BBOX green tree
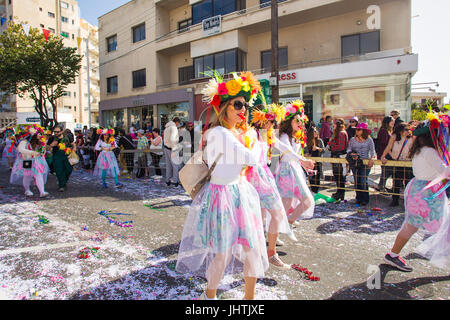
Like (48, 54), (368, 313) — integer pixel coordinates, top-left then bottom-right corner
(0, 22), (82, 128)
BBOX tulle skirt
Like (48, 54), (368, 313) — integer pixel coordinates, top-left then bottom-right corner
(275, 161), (315, 219)
(1, 144), (16, 164)
(403, 178), (449, 269)
(176, 179), (269, 285)
(10, 153), (49, 185)
(93, 151), (120, 178)
(246, 164), (292, 234)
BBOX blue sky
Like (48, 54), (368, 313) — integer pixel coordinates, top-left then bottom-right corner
(77, 0), (449, 103)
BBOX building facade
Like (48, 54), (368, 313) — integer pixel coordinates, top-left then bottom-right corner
(411, 91), (447, 109)
(0, 0), (99, 131)
(98, 0), (417, 132)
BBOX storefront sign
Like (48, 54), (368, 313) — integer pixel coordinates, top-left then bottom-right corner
(202, 15), (221, 38)
(132, 98), (145, 107)
(279, 72), (297, 81)
(25, 117), (41, 123)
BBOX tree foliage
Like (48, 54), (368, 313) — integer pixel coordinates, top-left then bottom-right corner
(0, 22), (82, 128)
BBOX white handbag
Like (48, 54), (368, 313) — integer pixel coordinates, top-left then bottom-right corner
(179, 149), (223, 199)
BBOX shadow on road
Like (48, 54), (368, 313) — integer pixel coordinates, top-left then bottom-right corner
(327, 264), (450, 300)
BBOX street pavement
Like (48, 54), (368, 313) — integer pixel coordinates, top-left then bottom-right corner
(0, 165), (449, 300)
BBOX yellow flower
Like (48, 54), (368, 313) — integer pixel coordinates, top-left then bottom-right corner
(427, 112), (439, 121)
(240, 71), (262, 93)
(226, 79), (242, 96)
(269, 104), (286, 123)
(241, 81), (250, 92)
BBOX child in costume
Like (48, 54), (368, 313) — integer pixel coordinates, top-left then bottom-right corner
(2, 128), (17, 170)
(10, 125), (49, 197)
(94, 128), (123, 189)
(384, 116), (450, 271)
(275, 100), (315, 225)
(176, 71), (268, 300)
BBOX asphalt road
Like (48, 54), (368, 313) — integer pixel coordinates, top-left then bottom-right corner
(0, 165), (449, 300)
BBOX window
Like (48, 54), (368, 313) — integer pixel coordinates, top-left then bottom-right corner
(192, 0), (244, 25)
(194, 49), (246, 79)
(49, 28), (55, 34)
(132, 23), (146, 43)
(106, 35), (117, 52)
(259, 0), (287, 8)
(341, 31), (380, 57)
(178, 18), (192, 33)
(74, 106), (77, 112)
(48, 12), (55, 18)
(74, 92), (76, 98)
(261, 47), (288, 73)
(63, 91), (71, 97)
(179, 66), (194, 85)
(132, 69), (146, 88)
(61, 16), (68, 23)
(40, 24), (44, 28)
(61, 1), (69, 9)
(107, 76), (118, 93)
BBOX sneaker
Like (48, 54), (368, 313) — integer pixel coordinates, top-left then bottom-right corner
(102, 182), (108, 189)
(286, 231), (298, 242)
(173, 182), (180, 187)
(39, 192), (49, 198)
(166, 181), (171, 187)
(268, 253), (291, 270)
(276, 238), (285, 246)
(384, 253), (413, 272)
(115, 183), (123, 189)
(59, 187), (65, 192)
(25, 190), (33, 196)
(199, 292), (217, 300)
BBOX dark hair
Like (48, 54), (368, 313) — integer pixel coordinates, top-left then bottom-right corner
(30, 135), (40, 149)
(306, 127), (319, 150)
(102, 133), (110, 142)
(118, 128), (125, 135)
(279, 117), (295, 139)
(332, 118), (345, 141)
(393, 122), (409, 142)
(409, 125), (435, 159)
(53, 125), (63, 132)
(325, 115), (332, 121)
(152, 128), (160, 135)
(381, 116), (394, 134)
(173, 117), (181, 123)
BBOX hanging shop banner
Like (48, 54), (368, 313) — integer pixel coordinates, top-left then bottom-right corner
(202, 15), (221, 38)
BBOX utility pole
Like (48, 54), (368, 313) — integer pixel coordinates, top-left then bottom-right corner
(85, 38), (92, 128)
(271, 0), (279, 104)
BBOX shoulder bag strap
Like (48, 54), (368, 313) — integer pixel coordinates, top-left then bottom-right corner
(396, 137), (409, 161)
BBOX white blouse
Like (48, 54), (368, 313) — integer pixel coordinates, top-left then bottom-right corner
(205, 126), (259, 185)
(277, 133), (306, 163)
(95, 140), (116, 151)
(17, 140), (40, 160)
(412, 147), (447, 181)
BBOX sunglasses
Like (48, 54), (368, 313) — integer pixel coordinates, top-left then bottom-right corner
(53, 131), (61, 134)
(233, 101), (249, 111)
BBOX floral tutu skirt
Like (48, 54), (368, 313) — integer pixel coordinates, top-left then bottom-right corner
(2, 144), (16, 163)
(93, 151), (120, 178)
(10, 153), (49, 185)
(176, 180), (269, 283)
(404, 178), (449, 268)
(275, 161), (315, 219)
(246, 164), (291, 234)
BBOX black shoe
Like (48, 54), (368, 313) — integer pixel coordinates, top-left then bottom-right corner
(389, 200), (399, 207)
(334, 193), (345, 201)
(384, 253), (413, 272)
(173, 182), (179, 187)
(166, 181), (171, 186)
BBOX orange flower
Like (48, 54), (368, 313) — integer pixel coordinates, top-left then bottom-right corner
(240, 71), (261, 93)
(226, 79), (242, 96)
(250, 109), (267, 125)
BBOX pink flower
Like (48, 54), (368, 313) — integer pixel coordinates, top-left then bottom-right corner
(423, 219), (441, 233)
(407, 195), (431, 218)
(217, 82), (228, 95)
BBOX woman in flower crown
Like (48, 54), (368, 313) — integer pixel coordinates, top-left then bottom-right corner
(2, 127), (17, 170)
(93, 128), (123, 189)
(275, 101), (315, 225)
(243, 103), (299, 270)
(176, 71), (268, 300)
(384, 116), (450, 271)
(10, 125), (49, 197)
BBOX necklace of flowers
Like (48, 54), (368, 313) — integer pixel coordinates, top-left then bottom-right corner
(291, 264), (320, 281)
(58, 141), (72, 155)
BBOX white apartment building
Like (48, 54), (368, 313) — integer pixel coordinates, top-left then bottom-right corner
(0, 0), (99, 131)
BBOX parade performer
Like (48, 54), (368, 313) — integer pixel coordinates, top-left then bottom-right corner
(94, 128), (123, 189)
(176, 71), (268, 300)
(1, 127), (17, 170)
(245, 103), (300, 269)
(275, 100), (315, 225)
(10, 125), (49, 197)
(47, 125), (73, 192)
(384, 114), (450, 271)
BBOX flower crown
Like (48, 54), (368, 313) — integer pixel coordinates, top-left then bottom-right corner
(16, 124), (45, 139)
(3, 127), (15, 135)
(201, 70), (262, 114)
(97, 128), (115, 136)
(251, 103), (286, 126)
(284, 100), (309, 123)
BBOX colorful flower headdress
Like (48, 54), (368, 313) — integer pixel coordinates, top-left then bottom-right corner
(16, 124), (45, 140)
(284, 100), (309, 123)
(97, 128), (115, 136)
(3, 127), (15, 135)
(251, 103), (286, 126)
(201, 70), (262, 114)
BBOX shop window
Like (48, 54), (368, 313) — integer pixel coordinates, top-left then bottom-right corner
(132, 23), (146, 43)
(261, 47), (288, 73)
(132, 69), (146, 88)
(107, 76), (118, 93)
(194, 49), (246, 79)
(48, 12), (55, 18)
(192, 0), (244, 25)
(341, 31), (380, 57)
(179, 66), (194, 85)
(106, 35), (117, 52)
